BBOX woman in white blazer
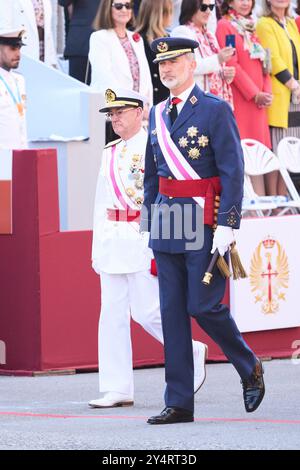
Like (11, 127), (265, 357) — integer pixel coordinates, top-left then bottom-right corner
(89, 0), (153, 107)
(0, 0), (57, 67)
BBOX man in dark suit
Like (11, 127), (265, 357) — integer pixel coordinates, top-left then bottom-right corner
(58, 0), (100, 84)
(141, 37), (265, 425)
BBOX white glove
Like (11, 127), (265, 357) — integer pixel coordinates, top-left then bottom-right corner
(211, 226), (235, 256)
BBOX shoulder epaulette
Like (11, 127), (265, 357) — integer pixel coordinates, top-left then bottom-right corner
(104, 138), (122, 149)
(203, 91), (222, 102)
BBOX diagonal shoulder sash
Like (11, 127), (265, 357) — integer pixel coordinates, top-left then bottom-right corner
(108, 144), (137, 211)
(155, 101), (205, 209)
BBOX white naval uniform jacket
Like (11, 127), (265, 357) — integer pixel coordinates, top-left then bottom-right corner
(92, 128), (152, 274)
(0, 67), (28, 150)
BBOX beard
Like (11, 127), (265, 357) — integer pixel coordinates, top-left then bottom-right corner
(160, 76), (179, 89)
(160, 67), (191, 91)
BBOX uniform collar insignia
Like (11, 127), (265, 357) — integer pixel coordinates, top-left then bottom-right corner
(190, 95), (198, 105)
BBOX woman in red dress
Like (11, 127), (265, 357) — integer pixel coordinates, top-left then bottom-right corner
(216, 0), (273, 195)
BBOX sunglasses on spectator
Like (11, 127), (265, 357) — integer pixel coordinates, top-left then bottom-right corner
(112, 2), (132, 10)
(199, 4), (215, 12)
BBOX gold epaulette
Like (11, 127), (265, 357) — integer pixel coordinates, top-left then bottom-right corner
(104, 138), (122, 149)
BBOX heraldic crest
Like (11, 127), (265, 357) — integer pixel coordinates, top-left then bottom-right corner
(249, 236), (289, 314)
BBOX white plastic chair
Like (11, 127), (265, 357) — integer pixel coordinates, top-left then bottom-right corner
(241, 138), (300, 216)
(242, 174), (277, 217)
(277, 136), (300, 200)
(277, 136), (300, 172)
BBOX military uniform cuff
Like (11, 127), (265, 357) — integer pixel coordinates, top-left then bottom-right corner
(217, 206), (241, 229)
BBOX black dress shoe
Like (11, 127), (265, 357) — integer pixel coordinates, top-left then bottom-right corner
(147, 407), (194, 425)
(242, 359), (265, 413)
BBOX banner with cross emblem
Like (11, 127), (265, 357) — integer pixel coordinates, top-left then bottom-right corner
(230, 216), (300, 332)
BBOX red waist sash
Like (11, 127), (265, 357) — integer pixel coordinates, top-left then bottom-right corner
(159, 176), (221, 226)
(106, 208), (141, 223)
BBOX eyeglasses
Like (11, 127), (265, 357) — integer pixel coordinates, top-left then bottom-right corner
(199, 4), (215, 12)
(106, 107), (136, 120)
(112, 2), (132, 10)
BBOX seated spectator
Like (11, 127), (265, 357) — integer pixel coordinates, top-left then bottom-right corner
(172, 0), (235, 108)
(135, 0), (173, 104)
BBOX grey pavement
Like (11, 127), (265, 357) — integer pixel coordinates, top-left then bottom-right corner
(0, 359), (299, 450)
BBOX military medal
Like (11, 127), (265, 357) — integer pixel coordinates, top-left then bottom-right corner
(178, 136), (188, 148)
(0, 75), (24, 117)
(134, 178), (143, 190)
(135, 196), (144, 206)
(187, 126), (198, 138)
(198, 135), (209, 147)
(120, 144), (127, 158)
(17, 102), (24, 116)
(126, 187), (135, 197)
(188, 148), (200, 160)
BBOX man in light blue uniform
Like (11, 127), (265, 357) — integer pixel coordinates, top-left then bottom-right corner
(141, 37), (265, 425)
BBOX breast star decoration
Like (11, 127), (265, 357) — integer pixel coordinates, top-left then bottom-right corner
(187, 126), (199, 138)
(198, 135), (209, 148)
(188, 148), (200, 160)
(177, 126), (210, 160)
(178, 136), (189, 148)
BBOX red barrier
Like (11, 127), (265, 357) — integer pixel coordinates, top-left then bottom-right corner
(0, 149), (299, 375)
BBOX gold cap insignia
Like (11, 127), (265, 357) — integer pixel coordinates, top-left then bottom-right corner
(157, 41), (169, 53)
(105, 88), (116, 103)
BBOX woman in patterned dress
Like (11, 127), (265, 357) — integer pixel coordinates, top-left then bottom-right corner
(89, 0), (153, 142)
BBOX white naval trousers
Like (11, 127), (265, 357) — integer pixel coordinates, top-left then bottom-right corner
(98, 269), (164, 397)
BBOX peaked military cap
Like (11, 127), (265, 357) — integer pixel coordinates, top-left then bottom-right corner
(99, 88), (146, 113)
(0, 29), (26, 47)
(151, 37), (199, 63)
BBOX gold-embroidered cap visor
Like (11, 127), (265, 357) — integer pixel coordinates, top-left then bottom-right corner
(153, 48), (193, 63)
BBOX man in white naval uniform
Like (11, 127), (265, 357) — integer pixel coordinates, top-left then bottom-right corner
(89, 88), (208, 408)
(0, 29), (28, 150)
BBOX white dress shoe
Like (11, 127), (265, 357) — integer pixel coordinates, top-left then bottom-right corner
(193, 341), (208, 394)
(88, 392), (134, 408)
